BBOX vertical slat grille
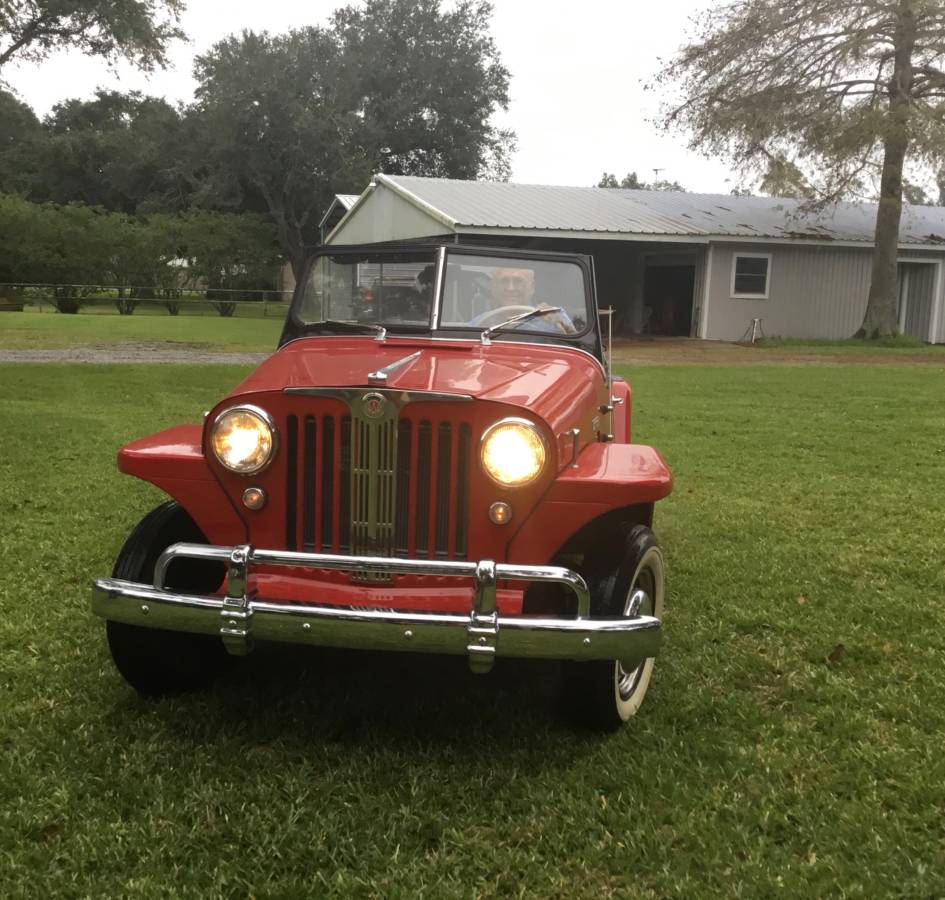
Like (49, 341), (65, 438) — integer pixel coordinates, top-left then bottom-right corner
(415, 420), (432, 555)
(287, 405), (472, 566)
(320, 416), (334, 550)
(455, 424), (471, 559)
(350, 417), (396, 556)
(285, 415), (298, 551)
(434, 423), (452, 558)
(394, 420), (412, 556)
(302, 416), (316, 550)
(339, 416), (351, 552)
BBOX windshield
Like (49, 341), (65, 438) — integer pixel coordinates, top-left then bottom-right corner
(298, 250), (437, 327)
(441, 253), (588, 335)
(295, 249), (590, 338)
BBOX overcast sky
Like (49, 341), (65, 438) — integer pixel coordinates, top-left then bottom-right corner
(3, 0), (739, 194)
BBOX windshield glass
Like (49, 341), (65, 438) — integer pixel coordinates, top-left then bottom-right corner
(298, 250), (437, 327)
(295, 249), (591, 339)
(440, 253), (589, 335)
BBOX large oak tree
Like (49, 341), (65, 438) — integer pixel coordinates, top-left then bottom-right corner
(656, 0), (945, 338)
(192, 0), (512, 280)
(0, 0), (184, 71)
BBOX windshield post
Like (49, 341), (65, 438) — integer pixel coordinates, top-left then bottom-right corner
(431, 246), (446, 331)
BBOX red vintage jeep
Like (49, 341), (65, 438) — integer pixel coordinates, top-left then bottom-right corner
(92, 244), (672, 730)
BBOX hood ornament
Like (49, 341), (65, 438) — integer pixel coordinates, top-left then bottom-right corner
(367, 350), (422, 385)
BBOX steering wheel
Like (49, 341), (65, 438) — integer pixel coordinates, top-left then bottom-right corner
(468, 304), (536, 328)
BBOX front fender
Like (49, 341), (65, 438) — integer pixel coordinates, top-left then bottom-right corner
(118, 425), (247, 545)
(507, 442), (672, 565)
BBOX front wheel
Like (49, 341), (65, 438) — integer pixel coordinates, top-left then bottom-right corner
(106, 501), (231, 697)
(560, 525), (665, 732)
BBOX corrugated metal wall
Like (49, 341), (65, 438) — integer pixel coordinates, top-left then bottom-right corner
(705, 243), (945, 342)
(328, 187), (451, 245)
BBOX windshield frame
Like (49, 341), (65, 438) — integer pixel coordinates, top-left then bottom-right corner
(280, 242), (603, 362)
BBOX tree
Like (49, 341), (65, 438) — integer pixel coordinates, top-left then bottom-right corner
(759, 157), (812, 199)
(656, 0), (945, 338)
(0, 89), (43, 194)
(0, 194), (120, 310)
(0, 193), (279, 313)
(329, 0), (513, 182)
(192, 0), (512, 280)
(597, 171), (686, 191)
(35, 90), (191, 213)
(0, 0), (185, 72)
(191, 28), (347, 282)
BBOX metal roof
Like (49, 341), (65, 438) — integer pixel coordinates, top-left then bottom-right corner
(318, 194), (362, 231)
(378, 174), (945, 246)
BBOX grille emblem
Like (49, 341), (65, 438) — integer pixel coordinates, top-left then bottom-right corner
(362, 392), (387, 419)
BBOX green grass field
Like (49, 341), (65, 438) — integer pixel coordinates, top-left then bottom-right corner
(2, 361), (945, 896)
(0, 310), (284, 352)
(758, 335), (945, 356)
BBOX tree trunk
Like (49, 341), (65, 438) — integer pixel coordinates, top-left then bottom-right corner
(859, 132), (909, 337)
(289, 250), (308, 288)
(858, 0), (915, 339)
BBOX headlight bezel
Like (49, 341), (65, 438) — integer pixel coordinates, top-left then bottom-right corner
(210, 403), (278, 476)
(479, 416), (548, 488)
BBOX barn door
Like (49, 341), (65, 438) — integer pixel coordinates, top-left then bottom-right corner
(897, 262), (935, 341)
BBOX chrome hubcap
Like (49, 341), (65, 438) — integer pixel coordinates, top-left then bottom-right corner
(616, 576), (655, 701)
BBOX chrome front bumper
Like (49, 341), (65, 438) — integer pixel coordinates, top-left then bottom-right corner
(91, 543), (662, 674)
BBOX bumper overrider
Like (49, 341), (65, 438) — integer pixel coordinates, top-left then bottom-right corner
(91, 544), (662, 674)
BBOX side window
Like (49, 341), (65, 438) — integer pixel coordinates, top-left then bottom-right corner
(731, 254), (771, 298)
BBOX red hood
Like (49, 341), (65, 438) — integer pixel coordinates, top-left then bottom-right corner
(230, 335), (606, 436)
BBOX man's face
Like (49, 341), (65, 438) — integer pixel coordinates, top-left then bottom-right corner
(492, 267), (536, 306)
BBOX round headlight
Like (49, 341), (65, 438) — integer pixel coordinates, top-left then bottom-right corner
(211, 405), (276, 475)
(480, 418), (547, 487)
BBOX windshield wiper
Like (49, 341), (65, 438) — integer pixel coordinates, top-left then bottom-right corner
(479, 306), (563, 345)
(321, 319), (387, 341)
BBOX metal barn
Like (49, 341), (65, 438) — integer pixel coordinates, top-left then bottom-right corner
(324, 174), (945, 343)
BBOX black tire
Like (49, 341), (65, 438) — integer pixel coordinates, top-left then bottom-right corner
(106, 501), (231, 697)
(560, 525), (665, 732)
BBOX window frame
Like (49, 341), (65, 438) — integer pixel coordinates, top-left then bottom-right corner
(730, 252), (772, 300)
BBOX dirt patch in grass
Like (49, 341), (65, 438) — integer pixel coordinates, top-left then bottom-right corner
(613, 338), (945, 366)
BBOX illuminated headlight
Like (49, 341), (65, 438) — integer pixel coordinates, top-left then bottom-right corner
(480, 418), (547, 487)
(211, 405), (276, 475)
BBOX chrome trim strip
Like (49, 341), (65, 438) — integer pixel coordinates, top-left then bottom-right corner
(349, 393), (398, 567)
(431, 246), (447, 331)
(367, 350), (422, 385)
(92, 579), (661, 670)
(284, 386), (473, 404)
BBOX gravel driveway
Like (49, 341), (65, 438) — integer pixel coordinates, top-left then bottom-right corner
(0, 341), (268, 365)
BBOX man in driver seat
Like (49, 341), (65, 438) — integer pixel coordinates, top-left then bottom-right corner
(486, 266), (576, 334)
(492, 267), (536, 306)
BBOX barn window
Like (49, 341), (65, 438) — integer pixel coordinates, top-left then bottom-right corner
(731, 254), (771, 298)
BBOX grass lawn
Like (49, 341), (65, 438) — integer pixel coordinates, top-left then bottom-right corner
(0, 310), (284, 352)
(757, 335), (945, 356)
(2, 361), (945, 896)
